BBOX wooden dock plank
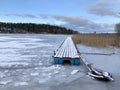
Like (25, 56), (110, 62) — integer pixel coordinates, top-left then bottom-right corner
(54, 37), (80, 59)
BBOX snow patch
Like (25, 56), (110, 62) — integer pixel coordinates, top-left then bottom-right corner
(0, 62), (28, 67)
(0, 80), (11, 85)
(14, 82), (28, 86)
(70, 70), (79, 75)
(54, 71), (59, 74)
(30, 73), (39, 76)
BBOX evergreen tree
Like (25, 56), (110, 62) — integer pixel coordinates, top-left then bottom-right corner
(0, 22), (78, 34)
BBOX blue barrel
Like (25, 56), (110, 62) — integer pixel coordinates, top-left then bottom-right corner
(54, 59), (59, 64)
(59, 59), (63, 64)
(70, 60), (75, 65)
(75, 60), (80, 65)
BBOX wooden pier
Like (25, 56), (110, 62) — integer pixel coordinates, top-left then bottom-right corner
(53, 37), (80, 65)
(53, 36), (113, 81)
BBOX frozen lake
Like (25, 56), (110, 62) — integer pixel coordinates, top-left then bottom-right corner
(0, 34), (120, 90)
(0, 34), (85, 90)
(0, 34), (67, 68)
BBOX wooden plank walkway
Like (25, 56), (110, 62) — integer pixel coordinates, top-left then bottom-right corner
(54, 37), (80, 59)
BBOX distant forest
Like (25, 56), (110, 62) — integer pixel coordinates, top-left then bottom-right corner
(0, 22), (78, 34)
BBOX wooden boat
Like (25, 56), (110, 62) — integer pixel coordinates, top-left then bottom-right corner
(79, 54), (114, 81)
(88, 66), (114, 81)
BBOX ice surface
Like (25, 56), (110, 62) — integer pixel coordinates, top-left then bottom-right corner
(0, 34), (79, 87)
(77, 44), (115, 54)
(77, 44), (120, 74)
(0, 34), (119, 89)
(0, 72), (5, 78)
(0, 34), (54, 68)
(38, 78), (50, 83)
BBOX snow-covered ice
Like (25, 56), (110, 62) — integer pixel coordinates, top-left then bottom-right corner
(30, 73), (39, 76)
(0, 34), (119, 90)
(0, 34), (82, 87)
(77, 44), (120, 74)
(70, 70), (79, 75)
(13, 82), (28, 86)
(0, 80), (11, 85)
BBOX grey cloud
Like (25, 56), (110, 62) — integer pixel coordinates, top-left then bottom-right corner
(89, 0), (120, 7)
(88, 7), (119, 17)
(39, 14), (114, 32)
(5, 14), (37, 18)
(39, 14), (50, 19)
(23, 14), (37, 18)
(87, 0), (120, 17)
(4, 13), (115, 32)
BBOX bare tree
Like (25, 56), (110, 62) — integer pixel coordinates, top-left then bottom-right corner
(115, 23), (120, 46)
(115, 23), (120, 34)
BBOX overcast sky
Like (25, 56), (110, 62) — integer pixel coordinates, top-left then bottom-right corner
(0, 0), (120, 33)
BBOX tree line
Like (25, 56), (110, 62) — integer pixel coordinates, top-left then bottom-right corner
(0, 22), (78, 34)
